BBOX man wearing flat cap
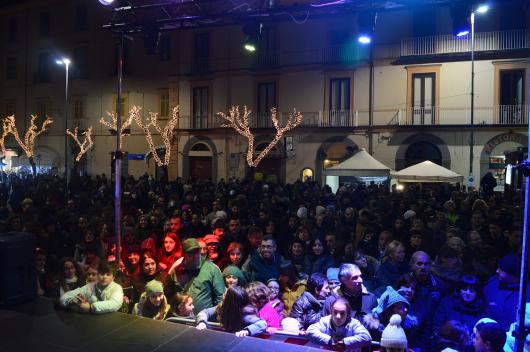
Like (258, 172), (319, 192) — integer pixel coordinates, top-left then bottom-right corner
(167, 238), (225, 314)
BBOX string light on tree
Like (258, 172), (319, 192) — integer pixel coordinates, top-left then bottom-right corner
(1, 114), (53, 158)
(132, 105), (180, 166)
(99, 109), (134, 148)
(66, 126), (94, 162)
(217, 106), (302, 167)
(0, 114), (53, 176)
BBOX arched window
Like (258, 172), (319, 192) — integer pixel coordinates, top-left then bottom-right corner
(191, 142), (210, 151)
(405, 141), (442, 167)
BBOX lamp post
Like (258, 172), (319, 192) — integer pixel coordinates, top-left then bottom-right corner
(56, 58), (71, 190)
(458, 4), (488, 187)
(358, 12), (377, 155)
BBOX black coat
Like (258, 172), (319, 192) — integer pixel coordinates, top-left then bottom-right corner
(290, 291), (325, 329)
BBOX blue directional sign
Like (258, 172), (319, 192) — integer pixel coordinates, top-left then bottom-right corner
(128, 153), (145, 161)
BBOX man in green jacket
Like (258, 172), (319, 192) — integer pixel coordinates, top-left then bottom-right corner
(169, 238), (225, 314)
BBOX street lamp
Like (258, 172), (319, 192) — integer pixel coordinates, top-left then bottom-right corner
(56, 57), (71, 188)
(358, 12), (377, 154)
(457, 4), (488, 187)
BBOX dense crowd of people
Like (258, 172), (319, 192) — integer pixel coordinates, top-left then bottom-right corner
(1, 171), (526, 352)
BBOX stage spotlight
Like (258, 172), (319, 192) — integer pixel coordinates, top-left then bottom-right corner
(98, 0), (115, 5)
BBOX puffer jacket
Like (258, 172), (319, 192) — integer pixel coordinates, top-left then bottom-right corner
(290, 291), (325, 329)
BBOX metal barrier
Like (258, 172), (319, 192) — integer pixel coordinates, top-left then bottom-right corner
(165, 317), (380, 351)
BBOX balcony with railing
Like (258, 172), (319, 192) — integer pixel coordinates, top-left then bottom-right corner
(357, 105), (529, 126)
(174, 105), (528, 130)
(401, 29), (530, 57)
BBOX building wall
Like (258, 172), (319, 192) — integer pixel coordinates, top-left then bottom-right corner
(0, 0), (528, 183)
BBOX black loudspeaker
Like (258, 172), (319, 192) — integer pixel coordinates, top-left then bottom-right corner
(0, 232), (37, 307)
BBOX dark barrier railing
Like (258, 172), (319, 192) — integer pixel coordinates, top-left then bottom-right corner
(165, 317), (381, 351)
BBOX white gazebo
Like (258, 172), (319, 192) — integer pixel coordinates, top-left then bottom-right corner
(391, 160), (463, 183)
(324, 148), (391, 191)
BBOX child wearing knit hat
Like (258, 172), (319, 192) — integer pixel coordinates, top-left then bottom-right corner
(364, 286), (418, 348)
(380, 314), (408, 352)
(132, 279), (170, 320)
(222, 265), (247, 288)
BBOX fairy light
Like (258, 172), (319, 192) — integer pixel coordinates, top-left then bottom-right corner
(1, 114), (53, 158)
(132, 105), (180, 166)
(216, 106), (302, 167)
(66, 126), (94, 162)
(99, 109), (134, 148)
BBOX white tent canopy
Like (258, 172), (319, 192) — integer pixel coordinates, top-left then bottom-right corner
(391, 160), (463, 183)
(325, 148), (391, 177)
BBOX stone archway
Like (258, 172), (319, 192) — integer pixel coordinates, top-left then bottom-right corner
(315, 136), (358, 183)
(182, 136), (218, 181)
(249, 135), (286, 183)
(395, 133), (451, 171)
(479, 132), (527, 179)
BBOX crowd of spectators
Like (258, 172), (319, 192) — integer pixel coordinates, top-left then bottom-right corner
(0, 171), (526, 351)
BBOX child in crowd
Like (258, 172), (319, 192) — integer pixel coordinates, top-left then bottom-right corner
(59, 261), (124, 314)
(266, 279), (285, 318)
(307, 297), (372, 352)
(222, 265), (247, 289)
(85, 263), (98, 284)
(473, 319), (507, 352)
(379, 314), (408, 352)
(132, 280), (170, 320)
(246, 281), (282, 333)
(166, 294), (195, 321)
(195, 286), (267, 337)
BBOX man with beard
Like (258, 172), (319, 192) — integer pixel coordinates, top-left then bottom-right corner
(168, 238), (225, 314)
(409, 251), (446, 350)
(242, 235), (283, 283)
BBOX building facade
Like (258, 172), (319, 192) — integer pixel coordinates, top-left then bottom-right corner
(0, 0), (528, 188)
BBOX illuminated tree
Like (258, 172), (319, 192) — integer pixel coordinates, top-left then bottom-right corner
(66, 126), (94, 163)
(1, 114), (53, 176)
(132, 105), (180, 168)
(217, 106), (302, 167)
(99, 109), (134, 149)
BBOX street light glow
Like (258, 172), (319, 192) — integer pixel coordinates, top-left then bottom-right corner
(98, 0), (115, 5)
(244, 43), (256, 52)
(358, 35), (371, 44)
(456, 30), (470, 37)
(476, 5), (489, 13)
(56, 58), (71, 66)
